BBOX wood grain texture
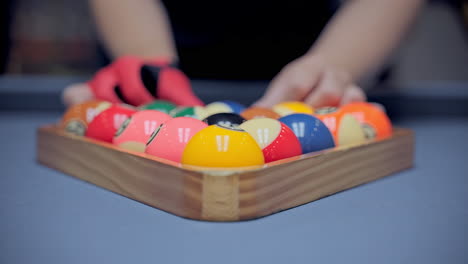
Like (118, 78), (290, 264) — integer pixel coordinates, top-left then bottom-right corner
(37, 126), (414, 221)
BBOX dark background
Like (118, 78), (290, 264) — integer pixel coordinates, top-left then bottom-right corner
(1, 0), (467, 84)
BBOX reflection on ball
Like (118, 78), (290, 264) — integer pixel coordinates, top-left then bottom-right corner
(240, 118), (302, 162)
(279, 113), (335, 153)
(85, 105), (137, 142)
(113, 110), (172, 152)
(145, 117), (208, 162)
(181, 125), (264, 167)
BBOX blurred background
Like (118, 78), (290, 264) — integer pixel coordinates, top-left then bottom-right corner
(1, 0), (467, 85)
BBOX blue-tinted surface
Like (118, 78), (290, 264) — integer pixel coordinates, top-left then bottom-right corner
(0, 112), (467, 264)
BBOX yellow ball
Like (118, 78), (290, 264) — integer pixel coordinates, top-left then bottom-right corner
(181, 125), (264, 168)
(272, 101), (314, 116)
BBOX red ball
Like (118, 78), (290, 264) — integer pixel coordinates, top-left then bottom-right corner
(240, 118), (302, 163)
(85, 105), (137, 142)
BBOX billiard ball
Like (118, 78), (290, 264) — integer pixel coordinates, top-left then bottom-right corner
(240, 107), (281, 120)
(145, 117), (208, 162)
(181, 125), (264, 167)
(239, 118), (302, 162)
(218, 100), (246, 114)
(278, 114), (335, 154)
(313, 107), (368, 146)
(273, 101), (314, 116)
(336, 114), (367, 146)
(340, 102), (392, 140)
(139, 100), (177, 114)
(170, 106), (207, 119)
(85, 105), (137, 142)
(202, 102), (235, 119)
(60, 100), (112, 136)
(313, 107), (344, 140)
(113, 110), (172, 152)
(203, 113), (246, 128)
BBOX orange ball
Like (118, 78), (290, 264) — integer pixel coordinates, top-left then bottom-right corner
(240, 107), (281, 120)
(313, 106), (368, 146)
(313, 107), (344, 141)
(340, 102), (392, 140)
(60, 100), (112, 136)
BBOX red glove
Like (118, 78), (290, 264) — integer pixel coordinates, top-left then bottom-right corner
(87, 56), (204, 107)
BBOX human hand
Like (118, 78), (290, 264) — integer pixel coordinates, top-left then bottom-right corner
(62, 83), (94, 106)
(254, 54), (366, 108)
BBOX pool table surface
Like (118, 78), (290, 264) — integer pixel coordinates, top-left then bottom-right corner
(1, 77), (467, 264)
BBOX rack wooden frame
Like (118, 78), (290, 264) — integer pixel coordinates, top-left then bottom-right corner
(37, 126), (414, 221)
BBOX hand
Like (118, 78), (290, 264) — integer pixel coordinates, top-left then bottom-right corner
(254, 54), (366, 108)
(62, 83), (94, 106)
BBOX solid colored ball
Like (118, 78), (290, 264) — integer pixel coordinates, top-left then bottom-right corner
(279, 113), (335, 154)
(170, 106), (207, 119)
(139, 100), (177, 114)
(85, 105), (137, 142)
(240, 118), (302, 162)
(113, 110), (172, 152)
(203, 113), (246, 128)
(181, 125), (264, 168)
(340, 102), (392, 140)
(273, 101), (314, 116)
(240, 107), (281, 120)
(145, 117), (208, 162)
(61, 100), (112, 136)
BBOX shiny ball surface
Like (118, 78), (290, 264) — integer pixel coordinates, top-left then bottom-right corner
(240, 118), (302, 162)
(340, 102), (392, 140)
(279, 113), (335, 153)
(113, 110), (172, 152)
(181, 125), (264, 167)
(85, 105), (137, 142)
(145, 117), (208, 162)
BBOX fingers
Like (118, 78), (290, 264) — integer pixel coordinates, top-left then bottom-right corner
(340, 84), (366, 105)
(62, 83), (94, 106)
(304, 70), (349, 108)
(254, 61), (322, 108)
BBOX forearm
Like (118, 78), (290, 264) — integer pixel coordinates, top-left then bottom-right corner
(89, 0), (177, 60)
(309, 0), (425, 81)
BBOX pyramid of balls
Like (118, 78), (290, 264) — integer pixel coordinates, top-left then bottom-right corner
(60, 100), (392, 168)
